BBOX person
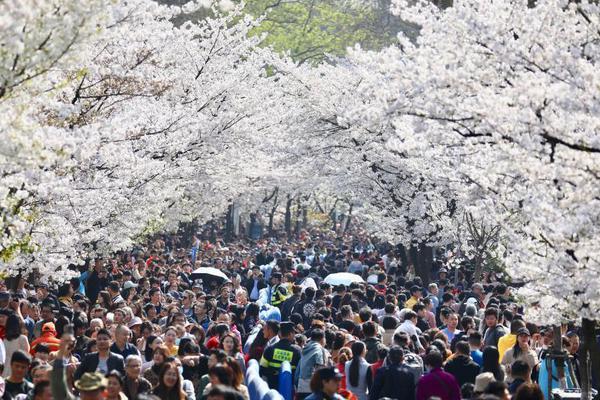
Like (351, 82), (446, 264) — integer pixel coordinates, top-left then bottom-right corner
(51, 332), (108, 400)
(267, 272), (288, 308)
(393, 311), (423, 353)
(304, 367), (345, 400)
(369, 346), (415, 400)
(513, 382), (544, 400)
(75, 329), (125, 380)
(416, 351), (460, 400)
(31, 380), (52, 400)
(143, 345), (169, 387)
(123, 355), (152, 399)
(508, 360), (530, 394)
(259, 322), (301, 389)
(481, 346), (505, 381)
(473, 372), (495, 397)
(497, 319), (525, 362)
(483, 308), (506, 349)
(296, 329), (329, 399)
(219, 333), (245, 376)
(404, 286), (422, 310)
(468, 332), (484, 367)
(483, 380), (510, 400)
(203, 363), (248, 400)
(441, 312), (460, 343)
(3, 315), (30, 379)
(105, 370), (127, 400)
(443, 341), (480, 386)
(501, 327), (538, 382)
(245, 266), (266, 302)
(30, 322), (61, 357)
(152, 361), (186, 400)
(163, 327), (179, 357)
(111, 325), (140, 360)
(345, 341), (371, 400)
(2, 351), (33, 400)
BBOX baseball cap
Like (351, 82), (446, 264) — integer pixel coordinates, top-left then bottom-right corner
(317, 367), (344, 381)
(123, 281), (138, 290)
(517, 327), (531, 337)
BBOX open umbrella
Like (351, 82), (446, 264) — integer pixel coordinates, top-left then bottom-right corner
(189, 267), (230, 283)
(323, 272), (364, 286)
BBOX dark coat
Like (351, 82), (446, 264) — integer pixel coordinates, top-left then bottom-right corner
(74, 352), (125, 380)
(370, 363), (416, 400)
(443, 355), (480, 386)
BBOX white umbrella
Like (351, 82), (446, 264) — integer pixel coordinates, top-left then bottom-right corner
(367, 274), (378, 284)
(190, 267), (230, 282)
(324, 272), (364, 286)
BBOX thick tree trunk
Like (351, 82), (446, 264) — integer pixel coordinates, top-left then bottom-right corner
(344, 204), (353, 233)
(302, 205), (308, 230)
(284, 194), (293, 238)
(579, 318), (600, 400)
(224, 204), (234, 243)
(295, 198), (302, 238)
(410, 242), (433, 284)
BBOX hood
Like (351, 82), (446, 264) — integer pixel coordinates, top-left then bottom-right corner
(301, 340), (322, 357)
(42, 322), (57, 335)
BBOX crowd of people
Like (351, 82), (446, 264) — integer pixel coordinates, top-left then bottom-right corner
(0, 228), (591, 400)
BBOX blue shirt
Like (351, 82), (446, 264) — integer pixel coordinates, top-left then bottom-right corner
(471, 349), (483, 367)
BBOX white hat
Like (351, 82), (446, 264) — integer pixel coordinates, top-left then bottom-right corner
(466, 297), (478, 306)
(123, 281), (138, 290)
(474, 372), (495, 392)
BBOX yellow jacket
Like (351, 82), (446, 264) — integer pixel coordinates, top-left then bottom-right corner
(497, 333), (516, 362)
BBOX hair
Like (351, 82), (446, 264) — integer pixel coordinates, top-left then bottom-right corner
(11, 349), (32, 366)
(126, 354), (143, 367)
(460, 316), (474, 331)
(153, 345), (170, 362)
(144, 335), (159, 361)
(224, 357), (244, 389)
(209, 363), (234, 387)
(404, 311), (417, 321)
(219, 332), (241, 355)
(153, 361), (185, 400)
(348, 341), (365, 387)
(97, 328), (112, 339)
(455, 341), (470, 356)
(510, 319), (526, 334)
(513, 383), (544, 400)
(461, 383), (475, 399)
(362, 321), (376, 337)
(468, 332), (482, 347)
(33, 380), (51, 398)
(484, 307), (499, 319)
(387, 345), (404, 364)
(424, 350), (444, 369)
(5, 314), (23, 341)
(205, 385), (242, 400)
(511, 359), (531, 378)
(382, 316), (398, 330)
(482, 346), (505, 381)
(265, 320), (280, 335)
(484, 381), (508, 398)
(106, 369), (124, 386)
(310, 367), (340, 393)
(311, 329), (325, 342)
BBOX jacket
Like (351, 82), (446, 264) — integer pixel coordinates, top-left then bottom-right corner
(416, 368), (461, 400)
(30, 331), (60, 356)
(50, 359), (77, 400)
(363, 337), (381, 364)
(369, 363), (416, 400)
(295, 341), (328, 393)
(259, 338), (302, 389)
(444, 354), (480, 386)
(74, 352), (125, 380)
(483, 325), (506, 348)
